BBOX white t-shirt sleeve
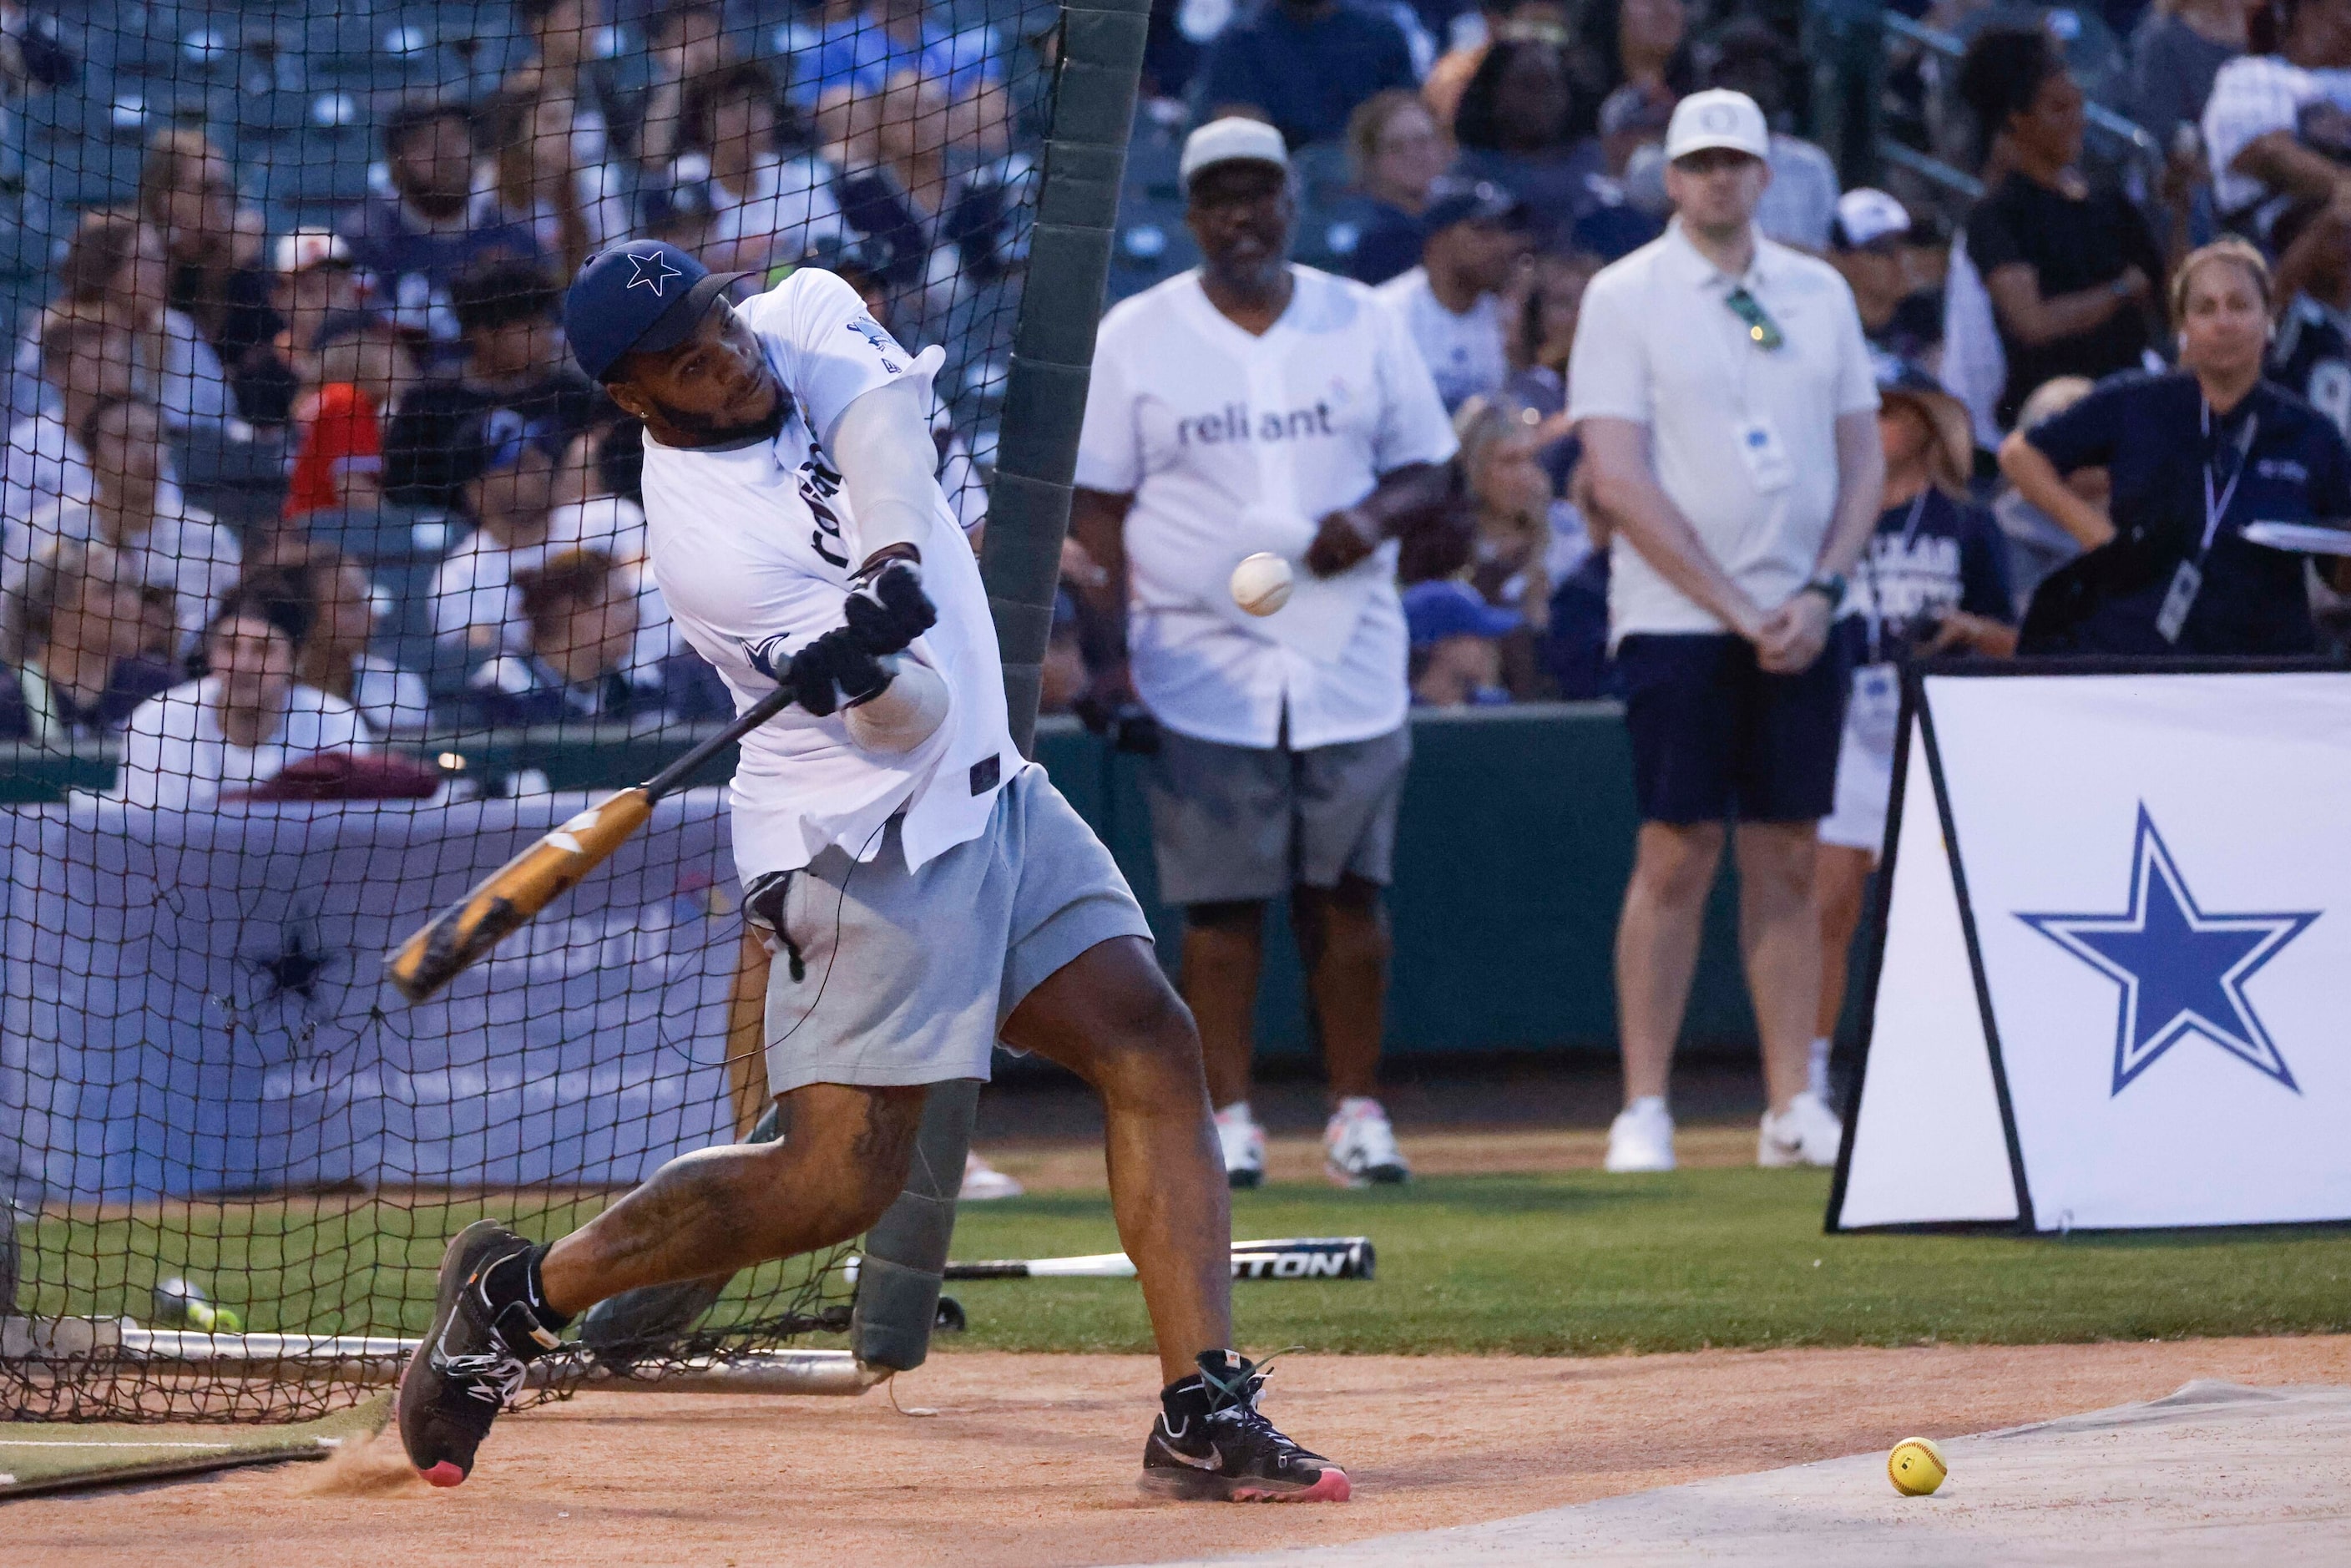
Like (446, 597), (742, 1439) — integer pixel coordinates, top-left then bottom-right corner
(2204, 57), (2309, 214)
(766, 270), (920, 446)
(1829, 281), (1882, 417)
(326, 693), (377, 750)
(429, 546), (513, 645)
(1370, 293), (1458, 472)
(114, 688), (194, 808)
(1566, 268), (1651, 427)
(1073, 318), (1141, 494)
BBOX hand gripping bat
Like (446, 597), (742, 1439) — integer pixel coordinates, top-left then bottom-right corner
(387, 685), (793, 1003)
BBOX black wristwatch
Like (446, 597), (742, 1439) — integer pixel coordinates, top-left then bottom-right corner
(1800, 574), (1847, 611)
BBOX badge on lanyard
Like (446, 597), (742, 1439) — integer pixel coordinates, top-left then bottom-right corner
(1736, 417), (1792, 493)
(1849, 662), (1902, 751)
(2155, 559), (2202, 644)
(2158, 400), (2258, 646)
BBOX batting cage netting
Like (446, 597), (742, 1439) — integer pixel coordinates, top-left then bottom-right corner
(0, 0), (1103, 1424)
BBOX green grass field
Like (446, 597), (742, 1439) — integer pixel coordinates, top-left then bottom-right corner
(937, 1171), (2351, 1357)
(18, 1171), (2351, 1357)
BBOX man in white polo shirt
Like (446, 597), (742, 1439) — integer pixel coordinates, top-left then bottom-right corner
(1569, 89), (1886, 1175)
(1071, 118), (1455, 1191)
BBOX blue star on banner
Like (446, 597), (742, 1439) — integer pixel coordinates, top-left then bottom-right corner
(2018, 806), (2317, 1096)
(627, 250), (682, 296)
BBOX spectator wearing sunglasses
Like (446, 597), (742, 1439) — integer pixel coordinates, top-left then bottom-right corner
(1568, 89), (1884, 1176)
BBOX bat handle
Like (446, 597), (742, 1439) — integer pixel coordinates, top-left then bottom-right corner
(643, 686), (794, 803)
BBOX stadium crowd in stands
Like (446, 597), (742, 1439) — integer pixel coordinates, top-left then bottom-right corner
(0, 0), (2339, 793)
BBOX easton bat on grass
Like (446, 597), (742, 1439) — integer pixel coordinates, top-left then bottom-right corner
(387, 686), (794, 1003)
(935, 1237), (1375, 1282)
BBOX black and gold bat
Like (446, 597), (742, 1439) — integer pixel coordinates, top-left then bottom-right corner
(387, 686), (794, 1003)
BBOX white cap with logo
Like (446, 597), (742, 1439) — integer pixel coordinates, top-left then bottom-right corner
(1663, 89), (1770, 163)
(1180, 117), (1290, 187)
(274, 227), (352, 275)
(1832, 188), (1912, 250)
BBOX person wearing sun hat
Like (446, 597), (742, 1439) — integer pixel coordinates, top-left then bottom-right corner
(1809, 358), (2015, 1107)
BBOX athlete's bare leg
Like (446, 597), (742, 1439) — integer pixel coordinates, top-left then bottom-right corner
(1181, 899), (1266, 1110)
(1002, 934), (1231, 1386)
(532, 937), (1228, 1386)
(1292, 873), (1390, 1103)
(535, 1082), (925, 1315)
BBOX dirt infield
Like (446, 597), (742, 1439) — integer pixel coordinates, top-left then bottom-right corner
(12, 1336), (2346, 1566)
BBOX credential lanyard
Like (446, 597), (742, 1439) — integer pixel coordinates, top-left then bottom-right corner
(2198, 397), (2257, 559)
(2160, 397), (2258, 645)
(1861, 490), (1929, 665)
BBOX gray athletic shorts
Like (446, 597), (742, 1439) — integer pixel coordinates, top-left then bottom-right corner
(761, 764), (1152, 1092)
(1144, 722), (1412, 907)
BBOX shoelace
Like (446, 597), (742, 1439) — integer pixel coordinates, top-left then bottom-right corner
(1199, 1347), (1308, 1426)
(439, 1347), (528, 1407)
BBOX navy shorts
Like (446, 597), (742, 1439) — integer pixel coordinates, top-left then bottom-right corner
(1616, 633), (1849, 825)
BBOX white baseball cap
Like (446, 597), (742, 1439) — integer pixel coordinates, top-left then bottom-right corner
(275, 227), (352, 275)
(1180, 117), (1289, 188)
(1662, 89), (1770, 163)
(1833, 188), (1912, 250)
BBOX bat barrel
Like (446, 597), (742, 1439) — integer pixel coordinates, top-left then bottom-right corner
(1229, 1237), (1373, 1282)
(387, 790), (655, 1002)
(937, 1237), (1374, 1284)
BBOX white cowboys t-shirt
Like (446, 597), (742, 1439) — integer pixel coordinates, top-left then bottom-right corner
(1075, 266), (1456, 751)
(639, 267), (1014, 880)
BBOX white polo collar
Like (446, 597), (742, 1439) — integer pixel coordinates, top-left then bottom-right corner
(1661, 218), (1776, 295)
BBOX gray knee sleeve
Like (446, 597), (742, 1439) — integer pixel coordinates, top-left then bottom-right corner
(851, 1078), (978, 1372)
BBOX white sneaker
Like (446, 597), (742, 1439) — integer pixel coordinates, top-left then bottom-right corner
(1604, 1097), (1676, 1172)
(1322, 1097), (1410, 1188)
(958, 1150), (1024, 1201)
(1758, 1090), (1844, 1167)
(1214, 1101), (1267, 1190)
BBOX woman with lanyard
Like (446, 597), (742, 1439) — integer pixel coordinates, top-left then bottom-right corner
(2002, 240), (2351, 656)
(1811, 362), (2015, 1106)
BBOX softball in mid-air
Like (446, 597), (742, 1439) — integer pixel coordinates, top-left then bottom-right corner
(1230, 552), (1294, 617)
(1887, 1436), (1948, 1495)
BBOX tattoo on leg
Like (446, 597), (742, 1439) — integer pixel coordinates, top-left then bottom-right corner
(850, 1091), (921, 1174)
(588, 1146), (762, 1282)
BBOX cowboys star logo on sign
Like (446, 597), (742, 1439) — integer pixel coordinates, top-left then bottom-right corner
(2018, 806), (2318, 1095)
(627, 250), (683, 296)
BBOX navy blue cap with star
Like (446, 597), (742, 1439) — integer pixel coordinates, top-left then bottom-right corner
(563, 240), (754, 383)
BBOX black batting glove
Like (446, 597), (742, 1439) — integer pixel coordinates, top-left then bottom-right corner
(784, 628), (892, 716)
(843, 559), (938, 656)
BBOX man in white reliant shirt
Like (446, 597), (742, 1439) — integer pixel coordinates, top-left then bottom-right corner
(397, 240), (1350, 1506)
(1071, 119), (1456, 1192)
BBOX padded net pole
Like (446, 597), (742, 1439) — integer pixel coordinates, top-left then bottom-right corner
(847, 0), (1149, 1373)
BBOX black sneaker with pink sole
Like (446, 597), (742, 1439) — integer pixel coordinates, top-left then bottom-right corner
(1140, 1350), (1351, 1502)
(396, 1221), (564, 1487)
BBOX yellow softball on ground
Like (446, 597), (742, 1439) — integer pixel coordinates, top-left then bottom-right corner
(1888, 1436), (1948, 1495)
